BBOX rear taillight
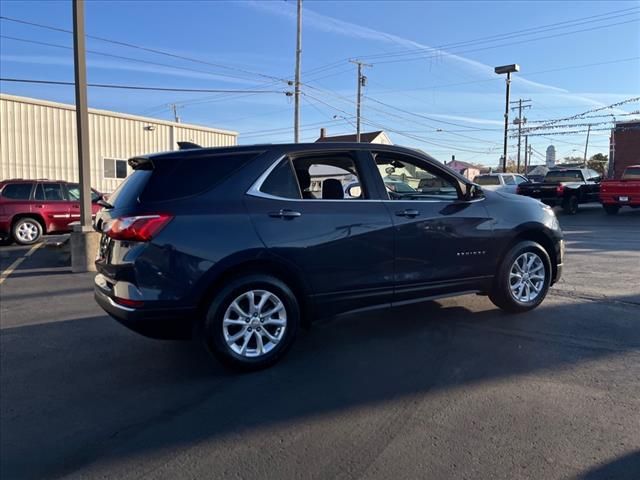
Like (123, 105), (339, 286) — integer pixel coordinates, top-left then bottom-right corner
(114, 297), (144, 308)
(516, 186), (521, 194)
(105, 214), (173, 242)
(556, 184), (565, 195)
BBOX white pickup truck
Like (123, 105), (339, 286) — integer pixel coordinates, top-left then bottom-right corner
(473, 173), (529, 194)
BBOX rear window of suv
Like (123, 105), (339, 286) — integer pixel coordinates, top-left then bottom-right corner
(1, 183), (33, 200)
(109, 152), (261, 207)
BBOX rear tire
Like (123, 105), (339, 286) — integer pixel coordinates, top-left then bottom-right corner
(12, 217), (43, 245)
(489, 240), (551, 313)
(603, 204), (620, 215)
(202, 274), (300, 371)
(562, 195), (579, 215)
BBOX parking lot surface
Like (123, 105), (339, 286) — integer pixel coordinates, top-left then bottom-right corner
(1, 205), (639, 479)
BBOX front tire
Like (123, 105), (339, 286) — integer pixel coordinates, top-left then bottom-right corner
(489, 240), (551, 313)
(12, 217), (43, 245)
(202, 274), (300, 371)
(603, 204), (620, 215)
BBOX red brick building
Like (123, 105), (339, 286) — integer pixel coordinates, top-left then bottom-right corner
(609, 120), (640, 179)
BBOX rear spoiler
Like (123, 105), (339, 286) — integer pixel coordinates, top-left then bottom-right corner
(178, 141), (201, 150)
(128, 157), (153, 170)
(128, 141), (203, 170)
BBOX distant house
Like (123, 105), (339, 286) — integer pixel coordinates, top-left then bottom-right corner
(445, 159), (480, 181)
(315, 128), (393, 144)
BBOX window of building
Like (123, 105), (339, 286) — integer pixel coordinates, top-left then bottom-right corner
(1, 183), (33, 200)
(104, 158), (128, 179)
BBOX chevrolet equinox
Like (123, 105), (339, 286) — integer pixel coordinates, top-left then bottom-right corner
(94, 143), (563, 370)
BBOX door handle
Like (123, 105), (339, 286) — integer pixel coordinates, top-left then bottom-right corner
(396, 209), (420, 218)
(269, 209), (302, 219)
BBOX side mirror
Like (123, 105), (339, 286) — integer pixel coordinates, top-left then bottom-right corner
(346, 184), (362, 198)
(465, 183), (484, 201)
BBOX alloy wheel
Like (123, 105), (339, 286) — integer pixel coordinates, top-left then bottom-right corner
(16, 221), (39, 243)
(509, 252), (546, 303)
(222, 290), (287, 358)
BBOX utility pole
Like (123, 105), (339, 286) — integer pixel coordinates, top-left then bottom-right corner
(524, 134), (528, 173)
(293, 0), (302, 143)
(170, 103), (180, 123)
(350, 59), (371, 142)
(510, 98), (531, 173)
(583, 124), (591, 167)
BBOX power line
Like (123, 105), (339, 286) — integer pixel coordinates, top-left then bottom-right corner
(302, 91), (497, 154)
(530, 97), (640, 128)
(300, 7), (639, 79)
(0, 34), (280, 85)
(360, 7), (639, 61)
(0, 77), (285, 93)
(365, 57), (640, 93)
(0, 15), (289, 84)
(369, 18), (639, 66)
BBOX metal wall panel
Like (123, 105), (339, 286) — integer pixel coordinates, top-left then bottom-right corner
(1, 94), (238, 193)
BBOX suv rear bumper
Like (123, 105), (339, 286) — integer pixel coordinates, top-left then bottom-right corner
(94, 286), (195, 340)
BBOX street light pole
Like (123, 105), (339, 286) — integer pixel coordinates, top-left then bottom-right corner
(495, 64), (520, 172)
(501, 72), (511, 172)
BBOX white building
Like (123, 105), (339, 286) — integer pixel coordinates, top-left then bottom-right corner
(545, 145), (556, 168)
(0, 94), (237, 193)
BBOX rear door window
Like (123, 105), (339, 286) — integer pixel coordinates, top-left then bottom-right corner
(259, 159), (301, 199)
(42, 183), (65, 201)
(503, 175), (516, 185)
(2, 183), (33, 200)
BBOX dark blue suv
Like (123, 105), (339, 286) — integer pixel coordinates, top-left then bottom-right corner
(94, 143), (563, 370)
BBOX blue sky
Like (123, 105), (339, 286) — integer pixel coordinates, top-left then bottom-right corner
(1, 0), (639, 166)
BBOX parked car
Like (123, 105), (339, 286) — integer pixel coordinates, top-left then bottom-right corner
(473, 173), (529, 194)
(516, 168), (601, 214)
(0, 179), (104, 245)
(344, 178), (416, 198)
(94, 143), (563, 370)
(600, 165), (640, 214)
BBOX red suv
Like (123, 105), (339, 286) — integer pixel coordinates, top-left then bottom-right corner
(0, 179), (103, 245)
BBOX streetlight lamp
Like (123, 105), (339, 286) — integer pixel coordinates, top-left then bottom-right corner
(495, 64), (519, 172)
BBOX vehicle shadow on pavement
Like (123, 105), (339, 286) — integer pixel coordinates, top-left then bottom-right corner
(576, 450), (640, 480)
(1, 295), (639, 478)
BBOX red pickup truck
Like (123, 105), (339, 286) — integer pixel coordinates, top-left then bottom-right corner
(600, 165), (640, 215)
(0, 179), (103, 245)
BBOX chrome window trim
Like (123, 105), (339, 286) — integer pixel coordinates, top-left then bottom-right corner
(246, 154), (481, 204)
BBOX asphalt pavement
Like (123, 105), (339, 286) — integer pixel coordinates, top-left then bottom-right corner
(1, 205), (639, 479)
